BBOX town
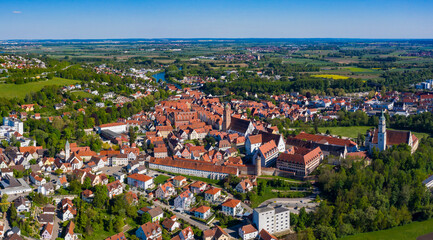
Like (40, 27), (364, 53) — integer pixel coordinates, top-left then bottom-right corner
(1, 37), (433, 240)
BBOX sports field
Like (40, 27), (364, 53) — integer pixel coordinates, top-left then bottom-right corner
(0, 77), (80, 99)
(340, 218), (433, 240)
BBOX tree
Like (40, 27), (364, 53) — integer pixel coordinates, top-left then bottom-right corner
(129, 127), (137, 146)
(141, 212), (152, 224)
(0, 194), (8, 212)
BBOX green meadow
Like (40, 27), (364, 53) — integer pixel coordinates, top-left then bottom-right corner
(0, 77), (80, 99)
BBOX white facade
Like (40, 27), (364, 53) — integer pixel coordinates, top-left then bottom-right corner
(253, 205), (290, 234)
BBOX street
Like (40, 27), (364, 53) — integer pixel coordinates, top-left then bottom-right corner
(153, 200), (210, 231)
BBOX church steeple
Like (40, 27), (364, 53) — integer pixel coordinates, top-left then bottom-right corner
(378, 110), (387, 151)
(65, 140), (70, 160)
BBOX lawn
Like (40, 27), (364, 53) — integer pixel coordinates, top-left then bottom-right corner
(316, 126), (429, 140)
(0, 77), (80, 99)
(311, 74), (350, 80)
(340, 218), (433, 240)
(317, 126), (373, 139)
(154, 175), (171, 185)
(70, 90), (94, 98)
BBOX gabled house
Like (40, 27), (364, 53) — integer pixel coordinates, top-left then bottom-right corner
(127, 173), (154, 190)
(155, 182), (175, 199)
(235, 179), (254, 193)
(106, 180), (123, 199)
(135, 222), (162, 240)
(221, 199), (243, 216)
(189, 181), (207, 194)
(204, 188), (221, 203)
(174, 190), (195, 210)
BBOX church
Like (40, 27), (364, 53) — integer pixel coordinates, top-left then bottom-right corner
(365, 111), (419, 153)
(222, 103), (255, 136)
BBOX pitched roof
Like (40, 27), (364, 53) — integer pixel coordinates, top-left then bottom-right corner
(150, 157), (238, 175)
(278, 147), (322, 165)
(205, 187), (221, 195)
(105, 232), (126, 240)
(138, 222), (161, 237)
(248, 134), (262, 145)
(294, 132), (357, 147)
(241, 224), (258, 234)
(128, 173), (153, 182)
(222, 199), (241, 208)
(203, 226), (228, 239)
(228, 117), (252, 134)
(193, 205), (211, 213)
(259, 229), (278, 240)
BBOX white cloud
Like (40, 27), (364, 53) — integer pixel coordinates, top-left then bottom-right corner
(12, 11), (22, 14)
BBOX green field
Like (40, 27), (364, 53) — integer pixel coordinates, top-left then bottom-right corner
(340, 218), (433, 240)
(71, 90), (94, 98)
(0, 77), (80, 99)
(317, 126), (373, 139)
(154, 175), (171, 185)
(344, 67), (376, 73)
(317, 126), (430, 140)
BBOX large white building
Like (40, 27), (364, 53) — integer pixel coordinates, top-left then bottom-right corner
(253, 205), (290, 234)
(1, 117), (24, 136)
(149, 157), (238, 180)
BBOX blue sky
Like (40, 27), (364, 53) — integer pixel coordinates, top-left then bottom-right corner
(1, 0), (433, 39)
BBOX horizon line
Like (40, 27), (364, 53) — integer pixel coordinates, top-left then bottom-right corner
(2, 37), (433, 41)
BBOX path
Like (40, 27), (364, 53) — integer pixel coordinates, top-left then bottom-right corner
(153, 200), (209, 231)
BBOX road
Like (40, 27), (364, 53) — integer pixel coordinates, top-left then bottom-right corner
(153, 200), (209, 231)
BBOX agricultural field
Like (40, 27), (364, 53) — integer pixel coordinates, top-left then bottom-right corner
(340, 218), (433, 240)
(311, 74), (350, 80)
(344, 67), (376, 73)
(0, 77), (80, 99)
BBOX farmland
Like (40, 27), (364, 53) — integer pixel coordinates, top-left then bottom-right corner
(0, 77), (80, 99)
(311, 74), (350, 80)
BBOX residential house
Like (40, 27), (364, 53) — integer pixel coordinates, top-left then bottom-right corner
(127, 173), (154, 190)
(155, 182), (176, 199)
(162, 217), (180, 232)
(179, 226), (194, 240)
(235, 179), (254, 193)
(239, 225), (258, 240)
(106, 180), (123, 198)
(135, 222), (162, 240)
(14, 197), (30, 213)
(64, 221), (77, 240)
(192, 206), (211, 220)
(105, 232), (126, 240)
(174, 190), (195, 210)
(172, 176), (187, 187)
(221, 199), (243, 216)
(203, 226), (229, 240)
(190, 181), (207, 194)
(204, 188), (221, 203)
(258, 229), (278, 240)
(41, 223), (53, 239)
(138, 206), (164, 223)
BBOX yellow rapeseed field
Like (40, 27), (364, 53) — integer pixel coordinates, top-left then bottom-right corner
(311, 74), (350, 80)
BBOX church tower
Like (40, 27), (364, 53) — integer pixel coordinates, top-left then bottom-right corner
(378, 110), (387, 151)
(222, 103), (231, 132)
(65, 140), (70, 160)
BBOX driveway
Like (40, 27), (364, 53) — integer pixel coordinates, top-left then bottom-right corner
(153, 200), (209, 231)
